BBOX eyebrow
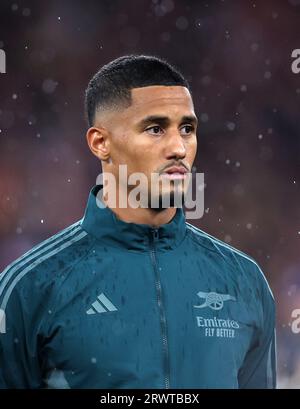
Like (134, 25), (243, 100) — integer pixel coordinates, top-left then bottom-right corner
(135, 115), (198, 130)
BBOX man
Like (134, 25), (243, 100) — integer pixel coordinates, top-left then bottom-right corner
(0, 55), (276, 388)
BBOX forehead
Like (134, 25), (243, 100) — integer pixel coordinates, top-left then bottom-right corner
(128, 85), (194, 115)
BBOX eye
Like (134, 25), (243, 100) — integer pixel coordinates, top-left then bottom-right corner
(181, 124), (195, 135)
(145, 126), (164, 136)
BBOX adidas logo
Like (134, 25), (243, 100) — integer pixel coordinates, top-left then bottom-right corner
(86, 293), (118, 315)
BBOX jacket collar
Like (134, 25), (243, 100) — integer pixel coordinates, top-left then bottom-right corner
(81, 185), (187, 252)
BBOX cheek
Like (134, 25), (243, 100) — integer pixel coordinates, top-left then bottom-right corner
(123, 148), (152, 175)
(129, 144), (156, 163)
(187, 139), (197, 160)
(110, 135), (129, 161)
(112, 132), (158, 173)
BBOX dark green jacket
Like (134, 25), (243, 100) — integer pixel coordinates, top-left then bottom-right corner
(0, 185), (276, 388)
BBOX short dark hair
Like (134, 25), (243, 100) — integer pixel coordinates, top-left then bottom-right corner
(84, 54), (190, 127)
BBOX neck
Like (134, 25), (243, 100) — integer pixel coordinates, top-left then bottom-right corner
(101, 184), (177, 227)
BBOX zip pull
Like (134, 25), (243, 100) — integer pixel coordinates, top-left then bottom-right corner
(151, 228), (159, 240)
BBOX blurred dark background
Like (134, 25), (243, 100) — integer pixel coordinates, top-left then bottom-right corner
(0, 0), (299, 387)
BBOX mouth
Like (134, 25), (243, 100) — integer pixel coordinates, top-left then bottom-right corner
(160, 166), (188, 180)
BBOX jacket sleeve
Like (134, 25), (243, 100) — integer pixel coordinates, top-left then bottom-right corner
(238, 264), (277, 389)
(0, 274), (42, 388)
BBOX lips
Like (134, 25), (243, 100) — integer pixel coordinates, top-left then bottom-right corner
(161, 166), (188, 180)
(163, 166), (188, 175)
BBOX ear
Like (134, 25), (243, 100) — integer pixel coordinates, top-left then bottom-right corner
(86, 127), (110, 161)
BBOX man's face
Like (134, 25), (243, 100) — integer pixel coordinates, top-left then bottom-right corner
(101, 85), (198, 208)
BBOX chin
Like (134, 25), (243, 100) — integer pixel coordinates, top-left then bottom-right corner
(150, 190), (185, 209)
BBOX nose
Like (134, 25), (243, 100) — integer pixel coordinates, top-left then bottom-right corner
(164, 130), (186, 160)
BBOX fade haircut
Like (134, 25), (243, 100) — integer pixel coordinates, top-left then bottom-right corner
(84, 54), (190, 127)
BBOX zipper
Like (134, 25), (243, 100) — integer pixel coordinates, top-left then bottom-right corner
(149, 228), (170, 389)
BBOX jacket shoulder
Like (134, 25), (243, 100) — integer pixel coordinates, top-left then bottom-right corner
(186, 222), (256, 263)
(0, 220), (93, 310)
(185, 222), (274, 298)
